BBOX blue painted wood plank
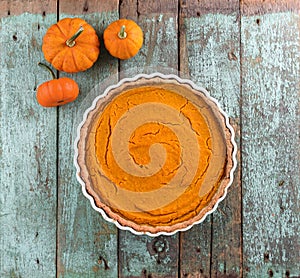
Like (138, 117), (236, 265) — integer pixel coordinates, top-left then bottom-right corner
(241, 9), (300, 278)
(0, 9), (57, 278)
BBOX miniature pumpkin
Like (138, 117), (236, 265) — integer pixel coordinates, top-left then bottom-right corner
(42, 18), (100, 73)
(36, 63), (79, 107)
(103, 19), (143, 60)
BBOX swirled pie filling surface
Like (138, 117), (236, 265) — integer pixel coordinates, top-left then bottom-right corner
(84, 82), (228, 227)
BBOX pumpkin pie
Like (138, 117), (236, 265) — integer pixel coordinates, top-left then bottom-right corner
(75, 74), (236, 235)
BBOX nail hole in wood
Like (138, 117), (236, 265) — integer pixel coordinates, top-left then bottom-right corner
(285, 270), (290, 277)
(196, 12), (200, 16)
(280, 205), (284, 211)
(196, 247), (201, 253)
(37, 24), (40, 31)
(228, 52), (238, 61)
(268, 269), (274, 277)
(7, 10), (10, 15)
(12, 34), (17, 41)
(42, 11), (46, 17)
(256, 18), (260, 25)
(279, 180), (284, 186)
(98, 256), (109, 270)
(199, 268), (203, 273)
(35, 232), (39, 237)
(36, 258), (40, 264)
(264, 252), (269, 262)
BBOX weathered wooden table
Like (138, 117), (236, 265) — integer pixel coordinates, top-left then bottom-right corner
(1, 0), (299, 277)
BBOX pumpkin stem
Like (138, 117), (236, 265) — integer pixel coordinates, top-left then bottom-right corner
(66, 25), (84, 47)
(118, 25), (127, 39)
(38, 62), (56, 79)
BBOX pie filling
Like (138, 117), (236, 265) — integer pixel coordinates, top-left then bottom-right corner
(83, 82), (228, 228)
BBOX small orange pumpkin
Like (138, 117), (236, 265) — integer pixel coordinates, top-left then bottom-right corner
(36, 63), (79, 107)
(42, 18), (100, 73)
(103, 19), (143, 60)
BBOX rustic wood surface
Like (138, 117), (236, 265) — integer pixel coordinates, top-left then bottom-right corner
(0, 0), (299, 277)
(241, 1), (300, 277)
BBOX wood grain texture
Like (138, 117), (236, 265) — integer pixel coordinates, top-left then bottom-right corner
(180, 0), (239, 17)
(120, 0), (178, 72)
(119, 1), (179, 277)
(119, 233), (179, 278)
(0, 7), (57, 278)
(137, 0), (177, 15)
(180, 223), (212, 278)
(59, 0), (117, 13)
(56, 1), (119, 277)
(179, 0), (242, 277)
(0, 0), (56, 17)
(241, 0), (300, 15)
(241, 10), (300, 277)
